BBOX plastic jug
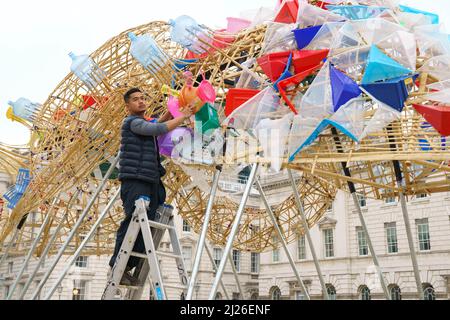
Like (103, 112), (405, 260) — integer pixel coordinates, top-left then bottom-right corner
(69, 52), (105, 90)
(8, 98), (40, 122)
(169, 15), (211, 54)
(128, 32), (168, 74)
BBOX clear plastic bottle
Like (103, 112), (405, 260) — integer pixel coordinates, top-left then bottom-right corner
(168, 15), (211, 54)
(128, 32), (168, 74)
(8, 98), (41, 122)
(69, 52), (105, 90)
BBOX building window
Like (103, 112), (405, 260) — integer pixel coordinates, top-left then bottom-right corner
(272, 236), (280, 262)
(75, 256), (88, 268)
(34, 281), (41, 300)
(232, 292), (241, 300)
(72, 280), (87, 300)
(327, 202), (333, 213)
(326, 284), (336, 300)
(213, 248), (222, 267)
(232, 250), (240, 272)
(182, 246), (192, 270)
(250, 292), (259, 300)
(389, 284), (401, 300)
(357, 194), (366, 207)
(385, 197), (396, 204)
(323, 229), (334, 258)
(270, 286), (281, 300)
(4, 286), (10, 299)
(295, 291), (306, 300)
(416, 193), (428, 199)
(385, 222), (398, 253)
(298, 235), (306, 260)
(182, 220), (191, 232)
(8, 261), (13, 273)
(215, 292), (222, 300)
(356, 227), (369, 256)
(422, 283), (436, 300)
(251, 252), (260, 273)
(359, 285), (371, 300)
(416, 218), (431, 251)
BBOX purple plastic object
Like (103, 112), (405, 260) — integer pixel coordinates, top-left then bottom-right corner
(330, 64), (362, 112)
(157, 127), (193, 157)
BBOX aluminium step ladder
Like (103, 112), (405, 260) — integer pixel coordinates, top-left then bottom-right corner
(102, 196), (189, 300)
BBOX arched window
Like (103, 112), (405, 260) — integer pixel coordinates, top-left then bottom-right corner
(270, 286), (281, 300)
(250, 292), (259, 300)
(326, 284), (336, 300)
(422, 283), (436, 300)
(389, 284), (402, 300)
(215, 292), (223, 300)
(359, 285), (371, 300)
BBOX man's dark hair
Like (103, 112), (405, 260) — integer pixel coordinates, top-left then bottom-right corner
(124, 88), (142, 103)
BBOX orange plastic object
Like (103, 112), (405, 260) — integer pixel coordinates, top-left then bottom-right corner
(292, 49), (329, 74)
(278, 65), (322, 114)
(274, 0), (299, 24)
(257, 51), (292, 82)
(82, 95), (108, 110)
(413, 103), (450, 136)
(179, 84), (203, 112)
(225, 88), (261, 116)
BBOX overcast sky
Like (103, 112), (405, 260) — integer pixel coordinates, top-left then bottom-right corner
(0, 0), (449, 145)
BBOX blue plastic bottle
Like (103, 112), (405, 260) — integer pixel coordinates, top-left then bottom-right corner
(69, 52), (105, 90)
(8, 98), (40, 121)
(128, 32), (168, 74)
(168, 15), (210, 54)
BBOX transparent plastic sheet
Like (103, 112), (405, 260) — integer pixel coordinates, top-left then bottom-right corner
(262, 22), (298, 55)
(376, 30), (417, 71)
(329, 97), (367, 140)
(287, 115), (322, 160)
(415, 30), (450, 58)
(254, 113), (293, 172)
(326, 5), (388, 21)
(297, 61), (333, 118)
(224, 86), (287, 130)
(235, 59), (266, 89)
(427, 79), (450, 91)
(296, 1), (346, 29)
(304, 22), (346, 51)
(418, 55), (450, 81)
(240, 6), (276, 28)
(329, 45), (371, 82)
(425, 88), (450, 104)
(396, 12), (432, 31)
(358, 102), (401, 141)
(329, 22), (364, 51)
(359, 0), (399, 11)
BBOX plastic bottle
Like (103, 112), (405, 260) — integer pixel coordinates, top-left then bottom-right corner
(168, 15), (210, 54)
(8, 98), (40, 122)
(69, 52), (105, 90)
(128, 32), (168, 74)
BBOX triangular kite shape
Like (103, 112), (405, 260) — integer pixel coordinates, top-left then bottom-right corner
(330, 65), (362, 112)
(326, 5), (387, 20)
(413, 103), (450, 136)
(361, 45), (412, 84)
(292, 25), (323, 50)
(328, 97), (367, 140)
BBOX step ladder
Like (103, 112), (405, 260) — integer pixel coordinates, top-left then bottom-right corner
(102, 196), (189, 300)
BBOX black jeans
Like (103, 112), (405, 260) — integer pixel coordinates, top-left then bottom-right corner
(109, 178), (166, 269)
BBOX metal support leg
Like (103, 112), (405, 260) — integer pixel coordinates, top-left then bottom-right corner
(44, 188), (120, 300)
(393, 160), (424, 300)
(19, 210), (69, 300)
(287, 168), (329, 300)
(30, 155), (119, 300)
(208, 163), (259, 300)
(255, 179), (311, 300)
(7, 197), (58, 300)
(0, 228), (20, 269)
(205, 244), (230, 300)
(330, 127), (390, 299)
(186, 168), (221, 300)
(227, 252), (244, 299)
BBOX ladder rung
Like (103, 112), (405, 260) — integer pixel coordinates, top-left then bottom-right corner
(156, 251), (181, 259)
(118, 285), (141, 290)
(148, 220), (174, 230)
(130, 252), (147, 259)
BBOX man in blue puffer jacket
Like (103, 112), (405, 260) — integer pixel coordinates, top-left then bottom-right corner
(109, 87), (193, 285)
